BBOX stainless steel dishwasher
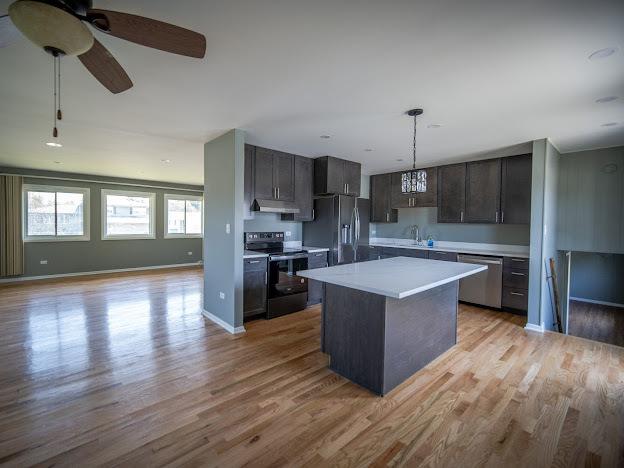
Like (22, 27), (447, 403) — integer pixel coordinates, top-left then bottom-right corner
(458, 254), (503, 308)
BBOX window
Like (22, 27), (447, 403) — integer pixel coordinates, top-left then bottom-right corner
(164, 194), (203, 238)
(23, 184), (90, 241)
(102, 189), (155, 240)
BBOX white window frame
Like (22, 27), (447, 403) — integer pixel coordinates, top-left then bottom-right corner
(164, 193), (203, 239)
(101, 189), (156, 240)
(22, 184), (90, 242)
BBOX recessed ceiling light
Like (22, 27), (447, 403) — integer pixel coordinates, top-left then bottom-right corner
(601, 122), (618, 127)
(53, 161), (62, 164)
(45, 142), (62, 148)
(161, 159), (172, 163)
(396, 158), (404, 162)
(595, 96), (619, 103)
(427, 124), (442, 128)
(364, 148), (373, 152)
(320, 135), (331, 139)
(588, 47), (618, 61)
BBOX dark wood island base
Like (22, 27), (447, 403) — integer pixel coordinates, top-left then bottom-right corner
(321, 281), (459, 395)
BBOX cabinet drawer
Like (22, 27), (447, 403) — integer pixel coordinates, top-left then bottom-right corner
(503, 270), (529, 289)
(367, 246), (383, 260)
(244, 258), (267, 272)
(383, 247), (428, 259)
(502, 287), (528, 311)
(504, 257), (529, 271)
(428, 251), (458, 262)
(307, 252), (328, 269)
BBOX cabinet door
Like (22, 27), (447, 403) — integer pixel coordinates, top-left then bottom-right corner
(243, 262), (267, 318)
(325, 156), (345, 194)
(437, 163), (466, 223)
(244, 145), (255, 220)
(370, 174), (397, 222)
(465, 158), (501, 223)
(273, 151), (295, 201)
(307, 252), (327, 305)
(390, 172), (411, 208)
(343, 160), (361, 196)
(501, 154), (532, 224)
(254, 147), (275, 200)
(283, 155), (313, 221)
(412, 166), (438, 207)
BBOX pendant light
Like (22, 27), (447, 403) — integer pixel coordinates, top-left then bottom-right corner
(401, 108), (426, 194)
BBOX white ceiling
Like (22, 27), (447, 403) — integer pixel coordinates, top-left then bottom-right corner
(1, 0), (623, 185)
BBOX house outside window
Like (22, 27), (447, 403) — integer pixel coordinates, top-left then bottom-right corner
(164, 194), (203, 238)
(102, 189), (155, 240)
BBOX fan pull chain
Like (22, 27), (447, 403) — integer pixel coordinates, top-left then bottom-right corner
(57, 55), (62, 121)
(53, 54), (58, 138)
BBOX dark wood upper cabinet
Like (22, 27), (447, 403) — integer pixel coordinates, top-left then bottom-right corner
(501, 154), (532, 224)
(464, 158), (502, 223)
(390, 167), (438, 209)
(281, 155), (314, 222)
(252, 147), (294, 202)
(370, 174), (397, 223)
(254, 147), (276, 200)
(314, 156), (361, 196)
(243, 144), (255, 220)
(437, 163), (466, 223)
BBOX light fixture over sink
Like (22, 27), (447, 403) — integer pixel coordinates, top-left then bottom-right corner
(401, 108), (426, 194)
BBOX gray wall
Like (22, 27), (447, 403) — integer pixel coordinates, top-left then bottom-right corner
(0, 169), (203, 278)
(570, 252), (624, 305)
(557, 146), (624, 254)
(371, 207), (530, 245)
(244, 213), (302, 241)
(203, 129), (245, 330)
(528, 139), (560, 330)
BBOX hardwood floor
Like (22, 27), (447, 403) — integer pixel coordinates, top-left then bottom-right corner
(568, 299), (624, 348)
(0, 268), (622, 467)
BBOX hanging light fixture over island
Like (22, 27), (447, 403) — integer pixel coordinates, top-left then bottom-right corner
(401, 108), (427, 194)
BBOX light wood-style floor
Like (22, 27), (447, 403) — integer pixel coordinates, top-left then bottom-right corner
(568, 299), (624, 348)
(0, 268), (622, 467)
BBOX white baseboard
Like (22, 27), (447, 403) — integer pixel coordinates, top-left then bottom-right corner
(570, 297), (624, 309)
(0, 262), (202, 284)
(202, 309), (246, 334)
(524, 323), (545, 333)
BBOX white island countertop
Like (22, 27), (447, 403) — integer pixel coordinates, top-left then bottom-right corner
(298, 256), (487, 299)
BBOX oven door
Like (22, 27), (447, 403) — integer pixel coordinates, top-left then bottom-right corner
(268, 255), (308, 298)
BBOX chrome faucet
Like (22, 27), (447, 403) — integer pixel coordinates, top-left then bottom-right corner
(410, 225), (421, 244)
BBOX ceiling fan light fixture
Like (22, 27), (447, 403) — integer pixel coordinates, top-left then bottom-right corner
(9, 0), (94, 56)
(46, 141), (62, 148)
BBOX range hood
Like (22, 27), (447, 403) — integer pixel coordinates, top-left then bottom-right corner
(252, 198), (300, 214)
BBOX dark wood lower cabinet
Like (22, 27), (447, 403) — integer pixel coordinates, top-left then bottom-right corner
(243, 258), (267, 320)
(502, 256), (529, 314)
(307, 252), (328, 306)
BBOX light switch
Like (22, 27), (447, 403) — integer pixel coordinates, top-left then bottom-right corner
(40, 260), (48, 265)
(219, 292), (225, 299)
(225, 223), (230, 234)
(285, 231), (291, 237)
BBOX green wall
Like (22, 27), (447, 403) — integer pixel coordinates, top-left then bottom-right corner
(203, 130), (245, 330)
(0, 168), (203, 278)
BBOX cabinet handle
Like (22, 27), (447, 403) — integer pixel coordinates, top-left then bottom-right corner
(511, 258), (525, 262)
(248, 260), (260, 264)
(386, 212), (389, 222)
(277, 187), (280, 199)
(315, 253), (324, 257)
(436, 252), (447, 255)
(460, 211), (464, 223)
(496, 211), (499, 223)
(511, 272), (525, 276)
(265, 271), (267, 285)
(312, 209), (315, 220)
(346, 183), (349, 194)
(510, 292), (525, 296)
(501, 211), (505, 224)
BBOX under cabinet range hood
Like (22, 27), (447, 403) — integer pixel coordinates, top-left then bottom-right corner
(252, 198), (300, 214)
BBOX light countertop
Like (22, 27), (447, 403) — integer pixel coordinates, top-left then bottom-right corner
(368, 240), (530, 259)
(298, 256), (486, 299)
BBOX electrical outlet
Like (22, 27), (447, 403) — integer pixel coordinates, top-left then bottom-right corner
(225, 223), (230, 234)
(187, 251), (193, 256)
(40, 260), (48, 265)
(285, 231), (291, 237)
(219, 292), (225, 299)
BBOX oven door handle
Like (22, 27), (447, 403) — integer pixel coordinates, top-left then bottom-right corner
(269, 253), (309, 261)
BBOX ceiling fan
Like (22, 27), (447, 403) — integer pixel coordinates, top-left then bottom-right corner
(0, 0), (207, 94)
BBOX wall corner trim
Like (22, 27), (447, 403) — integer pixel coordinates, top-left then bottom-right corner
(202, 309), (246, 334)
(524, 323), (545, 333)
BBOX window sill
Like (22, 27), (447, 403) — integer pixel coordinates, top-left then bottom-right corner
(164, 234), (203, 239)
(24, 236), (90, 243)
(102, 235), (156, 241)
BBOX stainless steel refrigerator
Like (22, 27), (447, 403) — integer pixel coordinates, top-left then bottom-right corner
(302, 196), (370, 266)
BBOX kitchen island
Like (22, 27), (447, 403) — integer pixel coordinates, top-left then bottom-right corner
(298, 257), (486, 395)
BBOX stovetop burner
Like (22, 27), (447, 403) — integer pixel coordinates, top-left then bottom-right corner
(244, 231), (305, 257)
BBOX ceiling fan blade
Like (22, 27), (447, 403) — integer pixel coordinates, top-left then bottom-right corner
(78, 38), (133, 94)
(0, 14), (22, 48)
(86, 9), (206, 58)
